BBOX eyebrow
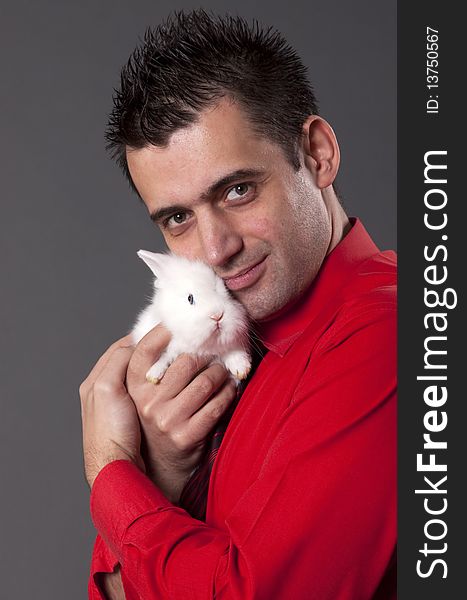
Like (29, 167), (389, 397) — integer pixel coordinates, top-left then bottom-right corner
(149, 168), (266, 223)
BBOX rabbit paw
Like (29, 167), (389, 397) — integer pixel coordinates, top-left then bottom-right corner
(223, 350), (252, 381)
(145, 346), (180, 384)
(145, 361), (168, 384)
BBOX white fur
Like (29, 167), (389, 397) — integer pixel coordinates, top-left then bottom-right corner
(130, 250), (251, 383)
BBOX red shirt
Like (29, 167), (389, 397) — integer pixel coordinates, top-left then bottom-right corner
(89, 217), (397, 599)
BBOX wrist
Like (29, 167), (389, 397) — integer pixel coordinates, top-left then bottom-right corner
(145, 461), (194, 503)
(87, 447), (142, 490)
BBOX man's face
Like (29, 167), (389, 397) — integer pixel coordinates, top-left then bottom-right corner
(127, 100), (332, 321)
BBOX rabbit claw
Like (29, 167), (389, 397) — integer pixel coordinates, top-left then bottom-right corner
(223, 351), (252, 382)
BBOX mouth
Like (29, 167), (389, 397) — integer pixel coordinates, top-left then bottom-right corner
(222, 256), (268, 291)
(208, 321), (222, 339)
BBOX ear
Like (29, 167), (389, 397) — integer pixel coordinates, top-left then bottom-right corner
(136, 250), (169, 279)
(301, 115), (340, 189)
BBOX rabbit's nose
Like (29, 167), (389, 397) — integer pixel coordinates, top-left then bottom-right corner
(210, 311), (224, 322)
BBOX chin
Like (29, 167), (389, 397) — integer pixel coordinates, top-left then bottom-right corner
(244, 290), (295, 323)
(243, 302), (275, 323)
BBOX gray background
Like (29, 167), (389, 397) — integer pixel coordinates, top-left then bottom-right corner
(0, 1), (395, 597)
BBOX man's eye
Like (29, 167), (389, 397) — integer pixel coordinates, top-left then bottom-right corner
(226, 183), (251, 201)
(165, 212), (187, 228)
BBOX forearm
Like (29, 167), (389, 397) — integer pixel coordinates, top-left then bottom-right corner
(91, 461), (231, 600)
(97, 568), (125, 600)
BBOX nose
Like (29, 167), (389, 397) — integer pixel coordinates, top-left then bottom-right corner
(210, 311), (224, 322)
(197, 208), (243, 268)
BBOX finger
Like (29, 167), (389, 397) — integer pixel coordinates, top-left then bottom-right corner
(127, 324), (172, 386)
(173, 362), (230, 421)
(93, 346), (135, 396)
(155, 353), (217, 399)
(81, 333), (134, 393)
(90, 334), (134, 378)
(186, 377), (238, 440)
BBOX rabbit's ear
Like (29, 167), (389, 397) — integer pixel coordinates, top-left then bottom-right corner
(136, 250), (170, 279)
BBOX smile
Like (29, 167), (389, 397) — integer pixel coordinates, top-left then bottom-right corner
(223, 256), (268, 291)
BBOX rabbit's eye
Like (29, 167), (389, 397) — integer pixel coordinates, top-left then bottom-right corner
(188, 294), (194, 305)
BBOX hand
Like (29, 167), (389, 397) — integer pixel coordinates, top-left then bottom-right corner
(80, 334), (144, 489)
(126, 325), (238, 503)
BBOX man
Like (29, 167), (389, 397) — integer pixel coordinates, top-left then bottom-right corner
(80, 9), (396, 599)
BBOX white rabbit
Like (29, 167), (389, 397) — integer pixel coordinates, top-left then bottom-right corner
(131, 250), (251, 384)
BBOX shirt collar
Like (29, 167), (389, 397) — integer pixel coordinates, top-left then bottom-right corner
(255, 217), (380, 357)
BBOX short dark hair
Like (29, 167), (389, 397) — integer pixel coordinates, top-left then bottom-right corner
(105, 9), (319, 196)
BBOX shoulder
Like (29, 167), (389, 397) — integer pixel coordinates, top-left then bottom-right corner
(337, 252), (396, 343)
(291, 251), (397, 411)
(341, 249), (396, 326)
(342, 249), (397, 307)
(306, 249), (397, 356)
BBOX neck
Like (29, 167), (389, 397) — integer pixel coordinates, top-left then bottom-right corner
(322, 186), (351, 256)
